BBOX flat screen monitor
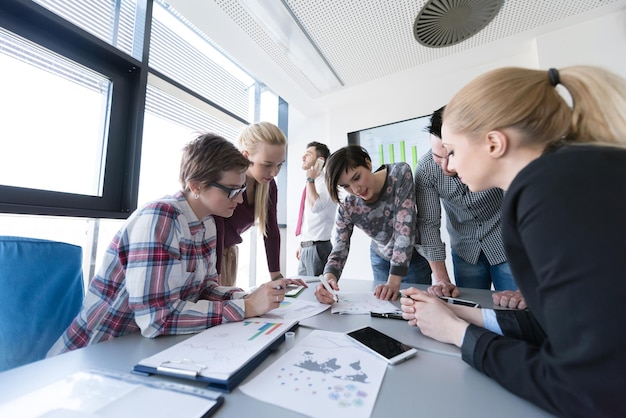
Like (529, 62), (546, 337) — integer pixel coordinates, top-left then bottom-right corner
(347, 114), (432, 171)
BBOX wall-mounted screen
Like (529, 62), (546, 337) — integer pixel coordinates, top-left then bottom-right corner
(347, 114), (432, 172)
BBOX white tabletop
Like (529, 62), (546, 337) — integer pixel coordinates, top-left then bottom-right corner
(0, 279), (552, 417)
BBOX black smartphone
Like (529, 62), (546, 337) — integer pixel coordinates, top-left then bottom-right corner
(346, 326), (417, 365)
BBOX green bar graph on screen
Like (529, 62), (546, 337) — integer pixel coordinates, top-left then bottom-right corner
(375, 140), (418, 167)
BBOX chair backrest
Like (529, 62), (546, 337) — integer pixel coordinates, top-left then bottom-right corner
(0, 236), (84, 372)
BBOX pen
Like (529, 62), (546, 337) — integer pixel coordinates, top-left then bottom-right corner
(319, 275), (339, 302)
(370, 312), (404, 320)
(438, 296), (481, 308)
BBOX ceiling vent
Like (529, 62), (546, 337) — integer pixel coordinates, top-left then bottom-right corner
(413, 0), (503, 48)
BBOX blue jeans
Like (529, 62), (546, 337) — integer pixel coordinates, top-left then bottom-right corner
(370, 247), (432, 284)
(452, 250), (517, 290)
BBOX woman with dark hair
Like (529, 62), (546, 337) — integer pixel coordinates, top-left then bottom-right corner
(315, 145), (431, 302)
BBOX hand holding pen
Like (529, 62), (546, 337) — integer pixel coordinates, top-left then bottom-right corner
(315, 274), (340, 305)
(243, 279), (286, 318)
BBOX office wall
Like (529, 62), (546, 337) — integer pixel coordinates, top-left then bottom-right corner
(285, 9), (626, 280)
(536, 9), (626, 77)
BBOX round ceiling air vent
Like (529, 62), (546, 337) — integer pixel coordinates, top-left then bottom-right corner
(413, 0), (503, 48)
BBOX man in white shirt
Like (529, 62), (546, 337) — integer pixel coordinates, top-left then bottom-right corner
(295, 142), (337, 276)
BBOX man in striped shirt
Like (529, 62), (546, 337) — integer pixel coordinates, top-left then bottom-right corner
(415, 106), (523, 308)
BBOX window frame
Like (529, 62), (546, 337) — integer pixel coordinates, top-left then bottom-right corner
(0, 0), (150, 219)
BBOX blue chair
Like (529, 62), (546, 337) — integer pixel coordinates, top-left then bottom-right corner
(0, 236), (84, 372)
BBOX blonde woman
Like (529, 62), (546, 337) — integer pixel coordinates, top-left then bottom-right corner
(400, 66), (626, 416)
(215, 122), (306, 288)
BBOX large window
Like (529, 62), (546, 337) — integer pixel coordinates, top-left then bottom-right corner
(0, 0), (285, 289)
(0, 0), (146, 218)
(0, 28), (111, 197)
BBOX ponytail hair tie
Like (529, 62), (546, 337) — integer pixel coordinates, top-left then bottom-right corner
(548, 68), (560, 86)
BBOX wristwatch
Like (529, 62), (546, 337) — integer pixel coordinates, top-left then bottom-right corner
(306, 177), (315, 183)
(272, 273), (284, 281)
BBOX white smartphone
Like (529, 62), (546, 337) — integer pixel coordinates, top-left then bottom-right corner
(285, 284), (305, 297)
(314, 157), (324, 172)
(347, 326), (417, 365)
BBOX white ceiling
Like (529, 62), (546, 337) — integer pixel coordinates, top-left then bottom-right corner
(170, 0), (626, 113)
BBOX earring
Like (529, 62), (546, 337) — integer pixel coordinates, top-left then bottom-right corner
(194, 193), (199, 199)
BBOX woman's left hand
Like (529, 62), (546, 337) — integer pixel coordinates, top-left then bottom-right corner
(374, 274), (403, 301)
(373, 279), (400, 301)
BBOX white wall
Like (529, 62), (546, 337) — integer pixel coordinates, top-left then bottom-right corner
(536, 9), (626, 77)
(284, 9), (626, 280)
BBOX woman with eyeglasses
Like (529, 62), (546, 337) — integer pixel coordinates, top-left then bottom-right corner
(48, 133), (287, 355)
(215, 122), (306, 288)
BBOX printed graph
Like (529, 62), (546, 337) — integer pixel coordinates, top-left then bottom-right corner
(243, 321), (283, 340)
(137, 320), (296, 377)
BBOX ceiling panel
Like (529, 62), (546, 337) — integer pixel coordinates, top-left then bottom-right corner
(208, 0), (624, 98)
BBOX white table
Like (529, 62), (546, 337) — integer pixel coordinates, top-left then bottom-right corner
(0, 280), (552, 417)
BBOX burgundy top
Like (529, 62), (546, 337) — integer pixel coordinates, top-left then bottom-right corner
(215, 179), (281, 273)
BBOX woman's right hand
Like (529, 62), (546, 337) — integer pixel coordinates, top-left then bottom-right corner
(243, 279), (286, 317)
(314, 274), (339, 305)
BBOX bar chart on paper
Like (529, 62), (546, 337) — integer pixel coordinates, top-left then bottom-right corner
(243, 321), (283, 340)
(135, 320), (297, 378)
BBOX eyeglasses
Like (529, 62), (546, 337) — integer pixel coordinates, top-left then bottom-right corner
(209, 182), (247, 199)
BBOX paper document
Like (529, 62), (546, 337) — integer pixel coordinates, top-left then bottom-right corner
(0, 370), (223, 418)
(331, 291), (400, 314)
(239, 330), (388, 418)
(257, 298), (330, 322)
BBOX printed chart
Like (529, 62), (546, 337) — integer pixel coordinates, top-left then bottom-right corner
(136, 320), (296, 378)
(239, 330), (388, 418)
(258, 298), (330, 322)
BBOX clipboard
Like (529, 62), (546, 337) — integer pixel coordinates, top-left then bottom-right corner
(133, 320), (298, 392)
(0, 369), (224, 417)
